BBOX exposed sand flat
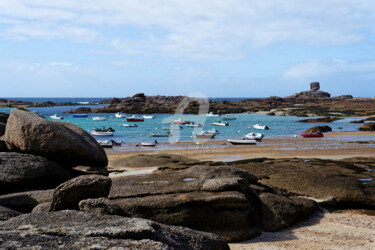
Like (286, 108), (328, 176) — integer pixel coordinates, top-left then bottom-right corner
(229, 211), (375, 250)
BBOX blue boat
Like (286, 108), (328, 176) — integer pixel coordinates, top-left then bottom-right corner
(72, 114), (88, 118)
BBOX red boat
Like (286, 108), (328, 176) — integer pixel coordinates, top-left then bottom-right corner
(300, 132), (324, 137)
(126, 115), (144, 122)
(172, 119), (189, 124)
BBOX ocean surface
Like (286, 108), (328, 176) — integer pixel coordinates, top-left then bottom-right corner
(0, 97), (369, 146)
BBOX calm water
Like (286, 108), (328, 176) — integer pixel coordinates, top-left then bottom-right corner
(0, 103), (368, 144)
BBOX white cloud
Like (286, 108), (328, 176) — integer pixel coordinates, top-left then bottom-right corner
(1, 0), (375, 59)
(0, 61), (90, 75)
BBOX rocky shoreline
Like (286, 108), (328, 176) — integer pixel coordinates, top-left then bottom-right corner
(0, 108), (374, 248)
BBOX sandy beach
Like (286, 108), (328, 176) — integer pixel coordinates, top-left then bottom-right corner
(105, 130), (375, 249)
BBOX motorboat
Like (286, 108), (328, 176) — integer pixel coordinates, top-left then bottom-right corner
(206, 128), (220, 135)
(221, 115), (236, 120)
(244, 132), (264, 141)
(73, 114), (88, 118)
(151, 131), (171, 137)
(141, 141), (157, 147)
(50, 114), (63, 120)
(143, 115), (156, 119)
(206, 112), (220, 117)
(78, 101), (89, 105)
(172, 119), (189, 124)
(253, 124), (269, 130)
(91, 131), (113, 136)
(195, 131), (215, 139)
(97, 140), (113, 148)
(213, 121), (229, 126)
(92, 116), (107, 121)
(126, 115), (144, 122)
(122, 123), (138, 127)
(93, 126), (115, 132)
(115, 112), (126, 118)
(185, 122), (203, 127)
(300, 132), (324, 137)
(227, 139), (257, 145)
(109, 139), (122, 146)
(163, 125), (183, 130)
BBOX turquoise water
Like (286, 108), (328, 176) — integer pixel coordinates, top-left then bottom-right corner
(0, 105), (368, 144)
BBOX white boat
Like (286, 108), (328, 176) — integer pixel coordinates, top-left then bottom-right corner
(78, 101), (89, 105)
(122, 123), (138, 127)
(143, 115), (156, 119)
(141, 141), (157, 147)
(151, 132), (171, 137)
(186, 122), (203, 127)
(206, 128), (220, 135)
(91, 131), (113, 136)
(227, 139), (257, 145)
(206, 112), (220, 117)
(213, 122), (229, 126)
(50, 114), (64, 120)
(97, 140), (113, 148)
(115, 112), (126, 118)
(221, 115), (236, 120)
(253, 124), (269, 130)
(163, 125), (183, 130)
(244, 132), (264, 141)
(196, 131), (215, 139)
(92, 116), (107, 121)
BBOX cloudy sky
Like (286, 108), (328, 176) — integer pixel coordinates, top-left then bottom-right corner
(0, 0), (374, 97)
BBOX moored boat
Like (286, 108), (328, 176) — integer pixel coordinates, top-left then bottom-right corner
(126, 115), (144, 122)
(253, 124), (269, 130)
(73, 114), (88, 118)
(300, 132), (324, 137)
(195, 132), (215, 139)
(163, 125), (183, 130)
(213, 121), (229, 126)
(221, 115), (236, 120)
(92, 116), (107, 121)
(206, 128), (220, 135)
(97, 140), (113, 148)
(115, 112), (126, 118)
(141, 141), (157, 146)
(185, 122), (203, 127)
(50, 114), (63, 120)
(206, 112), (220, 117)
(172, 119), (189, 124)
(151, 131), (171, 137)
(244, 132), (264, 141)
(93, 126), (115, 132)
(91, 131), (113, 136)
(143, 115), (156, 119)
(122, 123), (138, 127)
(227, 139), (257, 145)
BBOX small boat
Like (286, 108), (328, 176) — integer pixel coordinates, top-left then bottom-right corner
(73, 114), (88, 118)
(227, 139), (257, 145)
(244, 132), (264, 141)
(122, 123), (138, 127)
(185, 122), (203, 127)
(206, 128), (220, 135)
(143, 115), (156, 119)
(206, 112), (220, 117)
(221, 115), (236, 120)
(300, 132), (324, 137)
(78, 101), (89, 105)
(141, 141), (157, 147)
(196, 132), (215, 139)
(126, 115), (144, 122)
(109, 139), (122, 146)
(115, 112), (126, 118)
(93, 126), (115, 132)
(92, 116), (107, 121)
(50, 114), (64, 120)
(151, 131), (171, 137)
(172, 119), (189, 124)
(97, 140), (113, 148)
(213, 121), (229, 126)
(163, 125), (183, 130)
(253, 124), (269, 130)
(91, 131), (113, 136)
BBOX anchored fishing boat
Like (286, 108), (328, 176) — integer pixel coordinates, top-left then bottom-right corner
(213, 121), (229, 126)
(50, 114), (63, 120)
(253, 124), (269, 130)
(143, 115), (156, 119)
(195, 131), (215, 139)
(91, 131), (113, 136)
(73, 114), (88, 118)
(92, 116), (107, 121)
(126, 115), (144, 122)
(227, 139), (257, 145)
(122, 123), (138, 127)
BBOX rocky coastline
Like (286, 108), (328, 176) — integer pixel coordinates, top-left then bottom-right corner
(0, 108), (374, 248)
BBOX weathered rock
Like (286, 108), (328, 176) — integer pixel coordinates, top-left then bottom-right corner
(304, 126), (332, 133)
(4, 108), (107, 168)
(31, 202), (51, 213)
(350, 120), (365, 123)
(259, 193), (317, 231)
(50, 175), (112, 211)
(0, 210), (229, 249)
(0, 152), (80, 195)
(0, 205), (21, 221)
(359, 123), (375, 131)
(79, 197), (125, 216)
(0, 122), (5, 136)
(0, 189), (54, 213)
(299, 117), (341, 123)
(310, 82), (320, 91)
(0, 113), (8, 124)
(110, 165), (263, 242)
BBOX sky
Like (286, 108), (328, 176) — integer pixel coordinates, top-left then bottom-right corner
(0, 0), (375, 98)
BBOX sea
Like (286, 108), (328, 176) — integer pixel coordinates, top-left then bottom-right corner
(0, 97), (370, 147)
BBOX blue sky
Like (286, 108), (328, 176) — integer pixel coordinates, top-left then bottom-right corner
(0, 0), (375, 98)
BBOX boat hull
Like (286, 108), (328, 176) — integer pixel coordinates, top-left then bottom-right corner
(300, 132), (324, 137)
(227, 139), (257, 145)
(126, 118), (144, 122)
(196, 134), (215, 139)
(91, 131), (113, 136)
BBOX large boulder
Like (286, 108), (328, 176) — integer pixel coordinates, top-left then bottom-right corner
(78, 197), (125, 216)
(50, 175), (112, 211)
(0, 210), (229, 249)
(359, 123), (375, 131)
(299, 117), (341, 123)
(304, 126), (332, 133)
(0, 152), (80, 195)
(310, 82), (320, 91)
(0, 205), (21, 221)
(0, 189), (54, 213)
(0, 122), (5, 136)
(0, 113), (8, 124)
(4, 108), (107, 167)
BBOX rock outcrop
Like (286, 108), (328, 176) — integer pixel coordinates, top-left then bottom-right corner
(50, 175), (112, 211)
(79, 197), (124, 216)
(0, 205), (21, 221)
(359, 123), (375, 131)
(4, 109), (107, 168)
(0, 210), (229, 249)
(304, 126), (332, 133)
(299, 117), (342, 123)
(287, 82), (331, 98)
